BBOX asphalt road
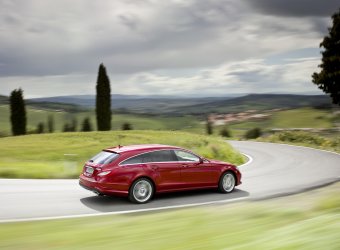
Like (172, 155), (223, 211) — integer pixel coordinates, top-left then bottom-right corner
(1, 141), (339, 222)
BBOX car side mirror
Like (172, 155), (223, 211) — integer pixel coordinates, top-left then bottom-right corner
(199, 158), (204, 164)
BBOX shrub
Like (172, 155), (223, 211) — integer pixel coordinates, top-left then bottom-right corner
(36, 122), (45, 134)
(262, 131), (340, 153)
(220, 127), (231, 138)
(245, 128), (262, 139)
(122, 122), (132, 130)
(81, 117), (93, 132)
(276, 131), (326, 146)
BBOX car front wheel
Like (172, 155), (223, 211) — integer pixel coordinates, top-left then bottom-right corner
(129, 178), (154, 204)
(218, 171), (236, 193)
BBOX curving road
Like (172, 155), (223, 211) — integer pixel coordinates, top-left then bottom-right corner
(1, 141), (339, 222)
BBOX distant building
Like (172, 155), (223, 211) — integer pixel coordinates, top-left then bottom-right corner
(208, 110), (271, 125)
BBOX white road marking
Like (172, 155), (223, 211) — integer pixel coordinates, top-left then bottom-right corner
(239, 153), (253, 167)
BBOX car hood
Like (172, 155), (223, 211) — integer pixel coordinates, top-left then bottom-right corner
(208, 159), (232, 165)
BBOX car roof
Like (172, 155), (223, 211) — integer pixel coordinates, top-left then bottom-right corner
(105, 144), (182, 154)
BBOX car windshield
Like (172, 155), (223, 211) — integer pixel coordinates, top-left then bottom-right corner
(89, 151), (119, 164)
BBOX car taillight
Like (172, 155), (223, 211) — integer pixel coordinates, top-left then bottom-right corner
(83, 165), (95, 177)
(97, 171), (111, 176)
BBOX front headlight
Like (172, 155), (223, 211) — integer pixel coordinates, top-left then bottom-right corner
(97, 171), (111, 176)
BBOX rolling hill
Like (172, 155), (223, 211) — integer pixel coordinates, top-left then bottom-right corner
(28, 94), (331, 114)
(176, 94), (332, 114)
(29, 95), (229, 113)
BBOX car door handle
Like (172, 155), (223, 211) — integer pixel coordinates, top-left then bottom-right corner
(150, 165), (159, 170)
(182, 164), (189, 168)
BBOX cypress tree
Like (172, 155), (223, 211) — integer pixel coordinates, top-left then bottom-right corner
(36, 122), (45, 134)
(312, 9), (340, 105)
(71, 118), (77, 132)
(47, 115), (54, 133)
(81, 117), (93, 132)
(9, 88), (27, 136)
(96, 63), (111, 131)
(206, 117), (213, 135)
(63, 123), (71, 132)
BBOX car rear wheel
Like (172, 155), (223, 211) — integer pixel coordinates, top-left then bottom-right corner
(129, 178), (154, 204)
(218, 171), (236, 193)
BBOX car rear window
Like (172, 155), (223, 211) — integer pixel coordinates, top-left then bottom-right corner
(89, 151), (119, 164)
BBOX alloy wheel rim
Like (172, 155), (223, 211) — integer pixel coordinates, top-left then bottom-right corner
(222, 173), (235, 192)
(133, 180), (152, 202)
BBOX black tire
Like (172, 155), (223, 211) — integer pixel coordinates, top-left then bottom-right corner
(129, 178), (154, 204)
(218, 171), (236, 193)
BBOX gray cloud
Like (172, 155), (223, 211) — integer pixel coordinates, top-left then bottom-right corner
(245, 0), (339, 17)
(0, 0), (334, 97)
(1, 0), (248, 76)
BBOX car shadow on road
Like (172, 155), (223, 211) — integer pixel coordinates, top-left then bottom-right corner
(80, 188), (250, 213)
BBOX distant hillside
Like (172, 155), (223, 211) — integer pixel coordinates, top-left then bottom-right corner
(25, 101), (87, 113)
(0, 95), (85, 113)
(27, 94), (332, 114)
(176, 94), (332, 114)
(0, 95), (8, 104)
(29, 95), (229, 113)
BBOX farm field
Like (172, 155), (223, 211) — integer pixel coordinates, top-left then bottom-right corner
(1, 104), (337, 139)
(225, 107), (335, 137)
(0, 105), (202, 136)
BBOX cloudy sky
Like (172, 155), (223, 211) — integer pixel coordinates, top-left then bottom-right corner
(0, 0), (338, 98)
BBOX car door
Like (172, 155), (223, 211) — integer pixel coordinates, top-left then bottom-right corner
(174, 150), (214, 188)
(142, 150), (182, 191)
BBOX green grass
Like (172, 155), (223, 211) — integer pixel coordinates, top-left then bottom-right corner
(228, 108), (334, 137)
(0, 183), (339, 250)
(0, 105), (72, 135)
(111, 114), (201, 131)
(0, 130), (245, 178)
(270, 108), (333, 128)
(258, 131), (340, 153)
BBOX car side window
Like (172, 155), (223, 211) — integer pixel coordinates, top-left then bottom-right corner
(174, 150), (200, 162)
(120, 154), (144, 165)
(148, 150), (177, 162)
(141, 152), (154, 163)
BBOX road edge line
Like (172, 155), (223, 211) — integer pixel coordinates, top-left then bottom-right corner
(239, 153), (253, 167)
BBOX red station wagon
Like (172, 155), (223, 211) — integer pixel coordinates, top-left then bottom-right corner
(79, 144), (242, 203)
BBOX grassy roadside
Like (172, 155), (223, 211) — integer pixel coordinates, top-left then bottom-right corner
(257, 131), (340, 153)
(0, 183), (339, 250)
(0, 130), (245, 179)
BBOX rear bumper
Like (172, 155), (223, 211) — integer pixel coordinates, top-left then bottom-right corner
(79, 181), (102, 195)
(79, 175), (129, 197)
